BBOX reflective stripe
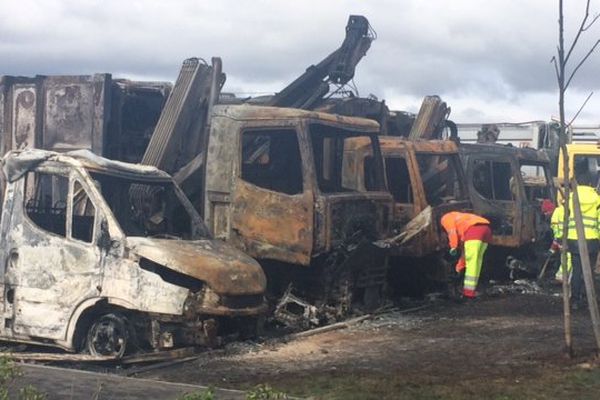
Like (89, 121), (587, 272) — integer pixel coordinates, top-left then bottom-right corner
(558, 215), (600, 239)
(566, 222), (597, 229)
(464, 276), (478, 290)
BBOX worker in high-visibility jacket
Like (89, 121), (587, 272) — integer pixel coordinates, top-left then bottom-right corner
(550, 204), (572, 283)
(440, 212), (492, 298)
(551, 175), (600, 308)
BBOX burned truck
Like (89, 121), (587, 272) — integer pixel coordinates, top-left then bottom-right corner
(343, 137), (469, 255)
(131, 52), (394, 324)
(0, 149), (266, 357)
(198, 105), (392, 321)
(459, 143), (555, 271)
(342, 136), (470, 294)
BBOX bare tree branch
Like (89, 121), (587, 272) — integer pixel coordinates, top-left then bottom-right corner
(565, 39), (600, 90)
(583, 13), (600, 30)
(551, 56), (561, 81)
(565, 0), (591, 63)
(568, 91), (594, 126)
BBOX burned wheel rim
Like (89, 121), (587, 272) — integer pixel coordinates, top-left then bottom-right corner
(87, 314), (128, 358)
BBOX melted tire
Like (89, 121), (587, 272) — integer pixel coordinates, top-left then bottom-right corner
(86, 313), (129, 358)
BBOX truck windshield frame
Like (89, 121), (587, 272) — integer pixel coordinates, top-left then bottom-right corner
(415, 152), (467, 206)
(89, 171), (211, 239)
(309, 123), (385, 194)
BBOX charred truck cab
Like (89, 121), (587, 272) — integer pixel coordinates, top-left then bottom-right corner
(0, 150), (266, 357)
(202, 104), (392, 321)
(381, 138), (468, 257)
(459, 144), (554, 269)
(344, 137), (470, 256)
(344, 137), (470, 295)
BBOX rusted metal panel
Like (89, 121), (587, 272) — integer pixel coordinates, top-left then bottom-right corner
(41, 74), (110, 154)
(203, 107), (239, 236)
(211, 104), (381, 132)
(230, 179), (313, 265)
(0, 74), (170, 165)
(11, 84), (38, 151)
(0, 75), (111, 154)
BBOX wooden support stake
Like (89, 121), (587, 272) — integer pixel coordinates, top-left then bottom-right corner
(570, 179), (600, 353)
(559, 141), (573, 357)
(537, 253), (553, 282)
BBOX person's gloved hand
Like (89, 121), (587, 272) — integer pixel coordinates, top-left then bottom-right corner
(548, 240), (561, 255)
(449, 248), (458, 257)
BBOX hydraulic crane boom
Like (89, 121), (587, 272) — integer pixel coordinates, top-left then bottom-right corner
(267, 15), (375, 110)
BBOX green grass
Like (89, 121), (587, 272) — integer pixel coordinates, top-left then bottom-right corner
(243, 366), (600, 400)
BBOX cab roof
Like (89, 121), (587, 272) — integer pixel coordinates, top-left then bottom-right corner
(459, 143), (550, 164)
(2, 149), (170, 183)
(213, 104), (381, 132)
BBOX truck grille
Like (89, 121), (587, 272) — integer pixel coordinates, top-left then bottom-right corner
(330, 200), (383, 244)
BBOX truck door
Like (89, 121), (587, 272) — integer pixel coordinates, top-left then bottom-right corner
(5, 171), (103, 340)
(465, 156), (521, 246)
(230, 128), (314, 265)
(519, 163), (553, 244)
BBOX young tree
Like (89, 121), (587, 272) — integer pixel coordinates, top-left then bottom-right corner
(552, 0), (600, 357)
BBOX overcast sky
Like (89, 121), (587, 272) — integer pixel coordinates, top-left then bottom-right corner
(2, 0), (600, 124)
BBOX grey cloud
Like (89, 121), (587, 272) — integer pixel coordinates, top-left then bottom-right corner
(2, 0), (600, 122)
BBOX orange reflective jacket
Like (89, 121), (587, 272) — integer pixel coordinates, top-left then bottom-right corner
(440, 212), (490, 249)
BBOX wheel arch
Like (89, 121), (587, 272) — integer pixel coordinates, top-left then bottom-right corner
(64, 297), (136, 351)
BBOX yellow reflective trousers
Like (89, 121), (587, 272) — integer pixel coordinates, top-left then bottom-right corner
(462, 239), (488, 298)
(554, 252), (572, 282)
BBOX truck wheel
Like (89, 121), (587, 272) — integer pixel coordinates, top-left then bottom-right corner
(86, 313), (129, 358)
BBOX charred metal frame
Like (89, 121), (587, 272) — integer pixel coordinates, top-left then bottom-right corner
(203, 104), (393, 266)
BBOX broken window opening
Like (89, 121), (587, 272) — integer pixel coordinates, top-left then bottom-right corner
(415, 153), (465, 206)
(71, 180), (96, 243)
(384, 156), (413, 203)
(107, 86), (169, 163)
(24, 172), (68, 237)
(91, 173), (207, 240)
(519, 163), (551, 202)
(472, 160), (514, 201)
(241, 129), (303, 195)
(310, 124), (385, 193)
